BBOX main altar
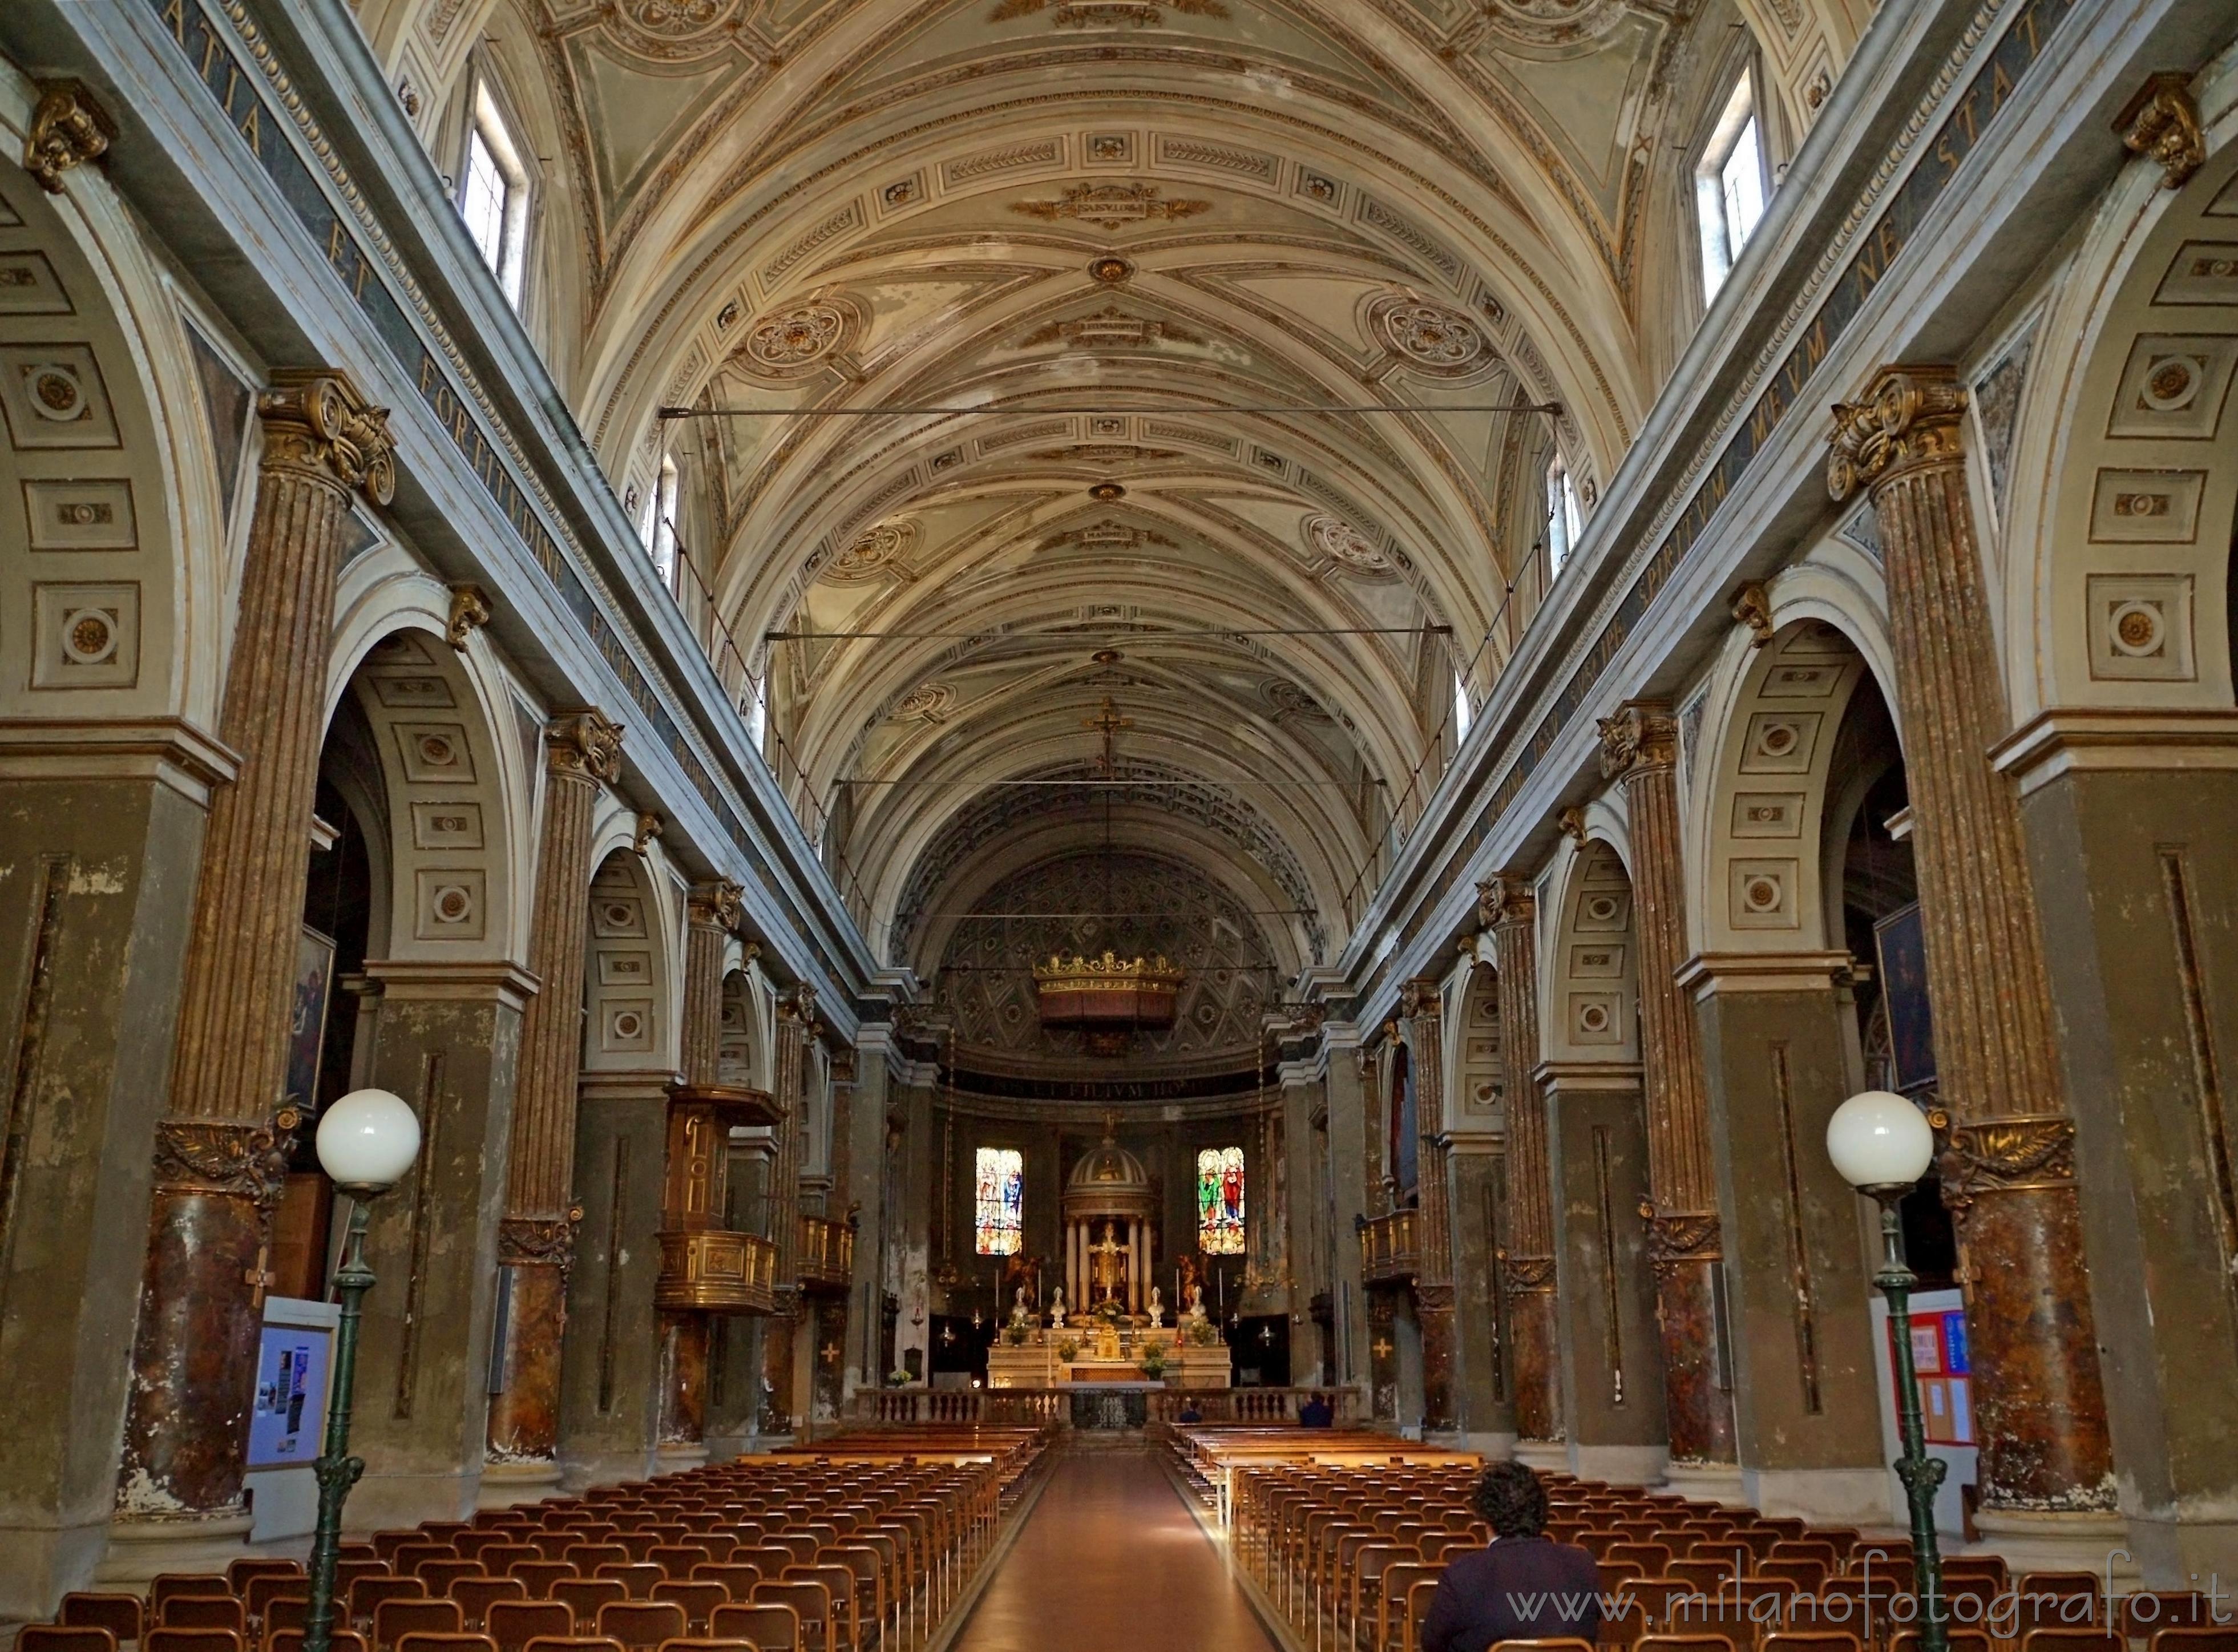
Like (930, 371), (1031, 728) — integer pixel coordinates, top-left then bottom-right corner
(984, 1320), (1232, 1390)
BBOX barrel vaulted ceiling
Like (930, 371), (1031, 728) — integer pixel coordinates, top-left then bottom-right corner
(358, 0), (1868, 973)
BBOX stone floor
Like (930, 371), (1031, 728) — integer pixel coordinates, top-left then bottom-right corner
(951, 1446), (1281, 1652)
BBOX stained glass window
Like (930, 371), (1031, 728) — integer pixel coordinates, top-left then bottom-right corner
(1197, 1146), (1246, 1255)
(974, 1147), (1023, 1255)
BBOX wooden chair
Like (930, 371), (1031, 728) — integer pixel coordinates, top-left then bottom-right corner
(648, 1585), (725, 1635)
(374, 1600), (464, 1652)
(161, 1601), (246, 1636)
(62, 1595), (146, 1645)
(712, 1602), (799, 1652)
(2126, 1598), (2227, 1637)
(20, 1629), (118, 1652)
(1487, 1639), (1601, 1652)
(519, 1639), (625, 1652)
(2019, 1632), (2122, 1652)
(1630, 1636), (1740, 1652)
(1762, 1633), (1863, 1652)
(595, 1567), (666, 1603)
(450, 1580), (527, 1631)
(551, 1585), (628, 1624)
(504, 1564), (577, 1602)
(566, 1549), (632, 1577)
(246, 1576), (309, 1628)
(395, 1636), (499, 1652)
(688, 1565), (759, 1604)
(352, 1580), (430, 1631)
(646, 1549), (713, 1582)
(486, 1603), (575, 1652)
(1888, 1629), (1993, 1652)
(145, 1631), (244, 1652)
(651, 1641), (758, 1652)
(752, 1583), (830, 1652)
(152, 1581), (235, 1615)
(2147, 1630), (2238, 1652)
(594, 1604), (686, 1652)
(265, 1632), (367, 1652)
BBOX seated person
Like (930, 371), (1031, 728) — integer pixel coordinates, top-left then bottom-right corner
(1421, 1463), (1603, 1652)
(1296, 1392), (1334, 1428)
(1176, 1400), (1204, 1423)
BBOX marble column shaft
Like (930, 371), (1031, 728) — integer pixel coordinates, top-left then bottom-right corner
(1486, 877), (1562, 1443)
(1599, 702), (1735, 1468)
(486, 711), (623, 1463)
(1403, 978), (1457, 1433)
(1828, 365), (2112, 1511)
(116, 372), (395, 1522)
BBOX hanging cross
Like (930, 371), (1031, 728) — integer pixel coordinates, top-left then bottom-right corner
(1084, 696), (1132, 775)
(244, 1243), (278, 1311)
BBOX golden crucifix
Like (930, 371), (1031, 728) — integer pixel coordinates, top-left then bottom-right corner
(1085, 695), (1132, 775)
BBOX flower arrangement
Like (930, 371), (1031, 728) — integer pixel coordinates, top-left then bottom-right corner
(887, 1368), (913, 1386)
(1185, 1318), (1221, 1347)
(1003, 1323), (1029, 1346)
(1056, 1338), (1080, 1363)
(1138, 1343), (1168, 1379)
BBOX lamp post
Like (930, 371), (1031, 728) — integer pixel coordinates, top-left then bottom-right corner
(1827, 1089), (1948, 1652)
(302, 1089), (423, 1652)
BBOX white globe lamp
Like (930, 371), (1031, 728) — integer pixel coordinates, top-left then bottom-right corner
(1825, 1089), (1934, 1193)
(315, 1087), (421, 1194)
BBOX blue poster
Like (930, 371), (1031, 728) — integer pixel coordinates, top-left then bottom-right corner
(247, 1323), (330, 1466)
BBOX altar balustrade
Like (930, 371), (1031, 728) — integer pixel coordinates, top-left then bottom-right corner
(797, 1213), (854, 1293)
(1360, 1207), (1420, 1284)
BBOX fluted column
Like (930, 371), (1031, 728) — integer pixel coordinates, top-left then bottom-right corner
(486, 711), (623, 1464)
(1484, 875), (1562, 1445)
(1599, 703), (1736, 1469)
(1828, 366), (2113, 1519)
(115, 373), (394, 1527)
(658, 880), (742, 1453)
(1401, 978), (1458, 1432)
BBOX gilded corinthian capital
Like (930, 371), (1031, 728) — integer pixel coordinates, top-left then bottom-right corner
(258, 370), (397, 505)
(689, 878), (746, 933)
(1596, 700), (1678, 780)
(1477, 874), (1534, 930)
(546, 709), (624, 782)
(1825, 366), (1967, 503)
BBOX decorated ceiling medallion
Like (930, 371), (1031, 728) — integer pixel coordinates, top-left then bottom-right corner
(826, 519), (917, 583)
(1089, 256), (1134, 284)
(1302, 512), (1393, 575)
(1477, 0), (1627, 49)
(601, 0), (752, 64)
(1093, 648), (1124, 665)
(734, 294), (864, 379)
(894, 682), (956, 723)
(1262, 677), (1332, 722)
(1012, 183), (1210, 232)
(1088, 482), (1126, 501)
(1367, 294), (1490, 377)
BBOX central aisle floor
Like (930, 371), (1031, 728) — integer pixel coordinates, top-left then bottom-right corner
(951, 1446), (1282, 1652)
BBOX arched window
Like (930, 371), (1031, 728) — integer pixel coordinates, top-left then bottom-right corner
(648, 455), (680, 588)
(1197, 1146), (1245, 1254)
(458, 79), (531, 307)
(1546, 454), (1583, 576)
(1696, 71), (1770, 300)
(975, 1148), (1023, 1255)
(1453, 671), (1473, 741)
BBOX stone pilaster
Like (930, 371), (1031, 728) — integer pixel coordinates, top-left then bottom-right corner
(655, 881), (741, 1456)
(486, 712), (623, 1467)
(758, 989), (815, 1437)
(1829, 366), (2115, 1527)
(1540, 1061), (1667, 1485)
(1599, 703), (1736, 1472)
(1402, 979), (1457, 1433)
(1485, 876), (1562, 1447)
(1324, 1026), (1372, 1395)
(558, 1072), (668, 1491)
(114, 372), (394, 1533)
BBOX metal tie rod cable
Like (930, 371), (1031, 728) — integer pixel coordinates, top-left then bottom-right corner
(767, 623), (1451, 640)
(660, 399), (1563, 418)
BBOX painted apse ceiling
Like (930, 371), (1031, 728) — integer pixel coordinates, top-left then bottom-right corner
(362, 0), (1863, 1065)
